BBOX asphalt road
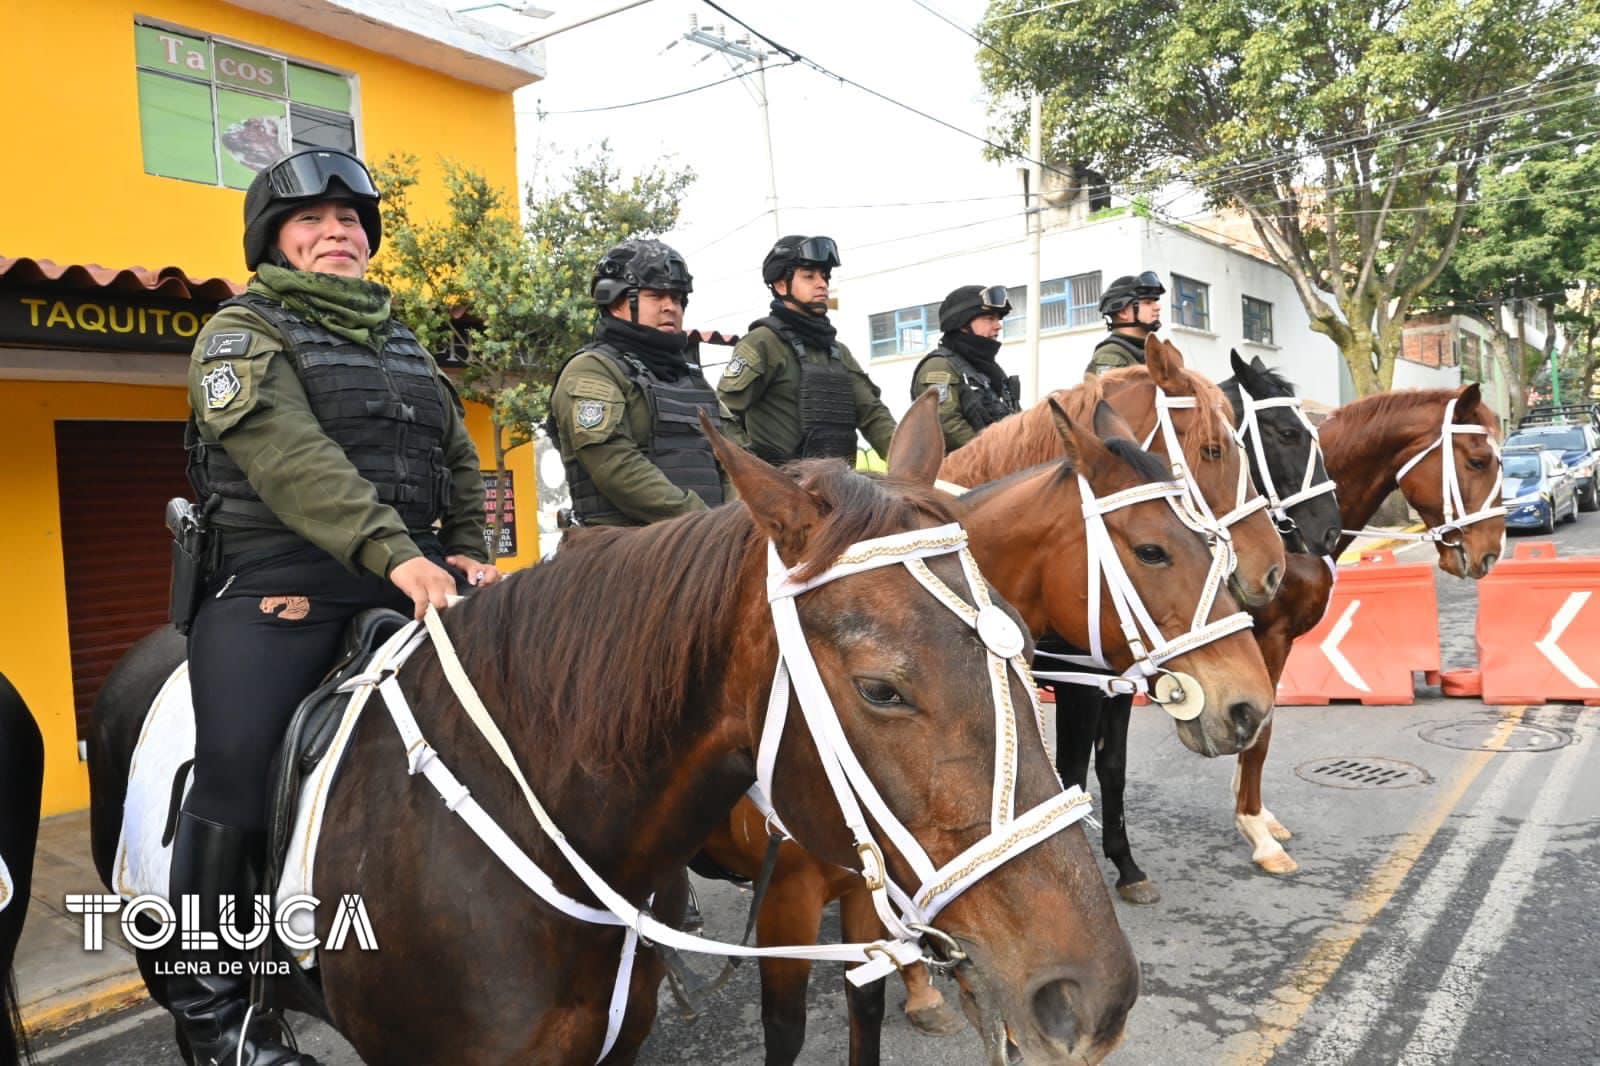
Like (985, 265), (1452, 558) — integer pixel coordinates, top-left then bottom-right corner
(31, 517), (1600, 1066)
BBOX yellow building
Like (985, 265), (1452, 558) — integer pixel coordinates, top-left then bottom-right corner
(0, 0), (545, 815)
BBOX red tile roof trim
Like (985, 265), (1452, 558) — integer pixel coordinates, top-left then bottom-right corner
(0, 255), (246, 302)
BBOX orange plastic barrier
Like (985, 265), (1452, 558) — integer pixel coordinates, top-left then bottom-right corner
(1476, 541), (1600, 706)
(1276, 550), (1441, 706)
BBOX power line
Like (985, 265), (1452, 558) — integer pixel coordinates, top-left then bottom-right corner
(527, 60), (794, 115)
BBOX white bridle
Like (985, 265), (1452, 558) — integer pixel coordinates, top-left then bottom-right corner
(1140, 387), (1271, 540)
(1029, 474), (1257, 718)
(1342, 397), (1506, 547)
(343, 522), (1094, 1062)
(1234, 387), (1338, 537)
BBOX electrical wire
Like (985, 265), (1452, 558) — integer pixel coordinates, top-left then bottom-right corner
(528, 60), (795, 115)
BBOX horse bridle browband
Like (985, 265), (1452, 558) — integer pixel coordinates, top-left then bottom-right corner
(1233, 385), (1338, 543)
(1341, 397), (1505, 548)
(341, 522), (1095, 1062)
(1140, 386), (1271, 541)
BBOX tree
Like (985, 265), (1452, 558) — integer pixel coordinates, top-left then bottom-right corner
(1420, 95), (1600, 418)
(369, 147), (692, 555)
(979, 0), (1600, 395)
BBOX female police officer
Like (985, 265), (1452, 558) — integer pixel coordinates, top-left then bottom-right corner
(173, 148), (499, 1064)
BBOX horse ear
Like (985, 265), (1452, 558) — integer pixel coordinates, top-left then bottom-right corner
(1453, 383), (1483, 421)
(887, 388), (945, 486)
(1250, 354), (1270, 374)
(699, 411), (823, 559)
(1229, 348), (1250, 379)
(1145, 335), (1183, 390)
(1047, 397), (1090, 471)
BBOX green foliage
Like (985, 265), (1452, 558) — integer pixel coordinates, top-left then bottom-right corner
(979, 0), (1600, 394)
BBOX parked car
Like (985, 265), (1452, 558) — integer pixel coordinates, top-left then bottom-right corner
(1505, 404), (1600, 512)
(1502, 447), (1580, 533)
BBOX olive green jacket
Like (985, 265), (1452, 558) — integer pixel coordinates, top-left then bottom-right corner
(549, 350), (732, 526)
(910, 353), (982, 450)
(717, 325), (897, 460)
(187, 304), (488, 579)
(1084, 331), (1149, 378)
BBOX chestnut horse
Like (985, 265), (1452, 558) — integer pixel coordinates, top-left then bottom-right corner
(89, 408), (1142, 1066)
(2, 672), (45, 1066)
(697, 390), (1277, 1064)
(1233, 383), (1503, 874)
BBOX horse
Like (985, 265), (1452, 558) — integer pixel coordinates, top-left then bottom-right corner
(1232, 383), (1503, 874)
(89, 402), (1143, 1066)
(942, 336), (1295, 904)
(2, 672), (45, 1066)
(696, 388), (1278, 1065)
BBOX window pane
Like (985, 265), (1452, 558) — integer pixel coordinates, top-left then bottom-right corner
(290, 64), (353, 112)
(1002, 285), (1027, 339)
(1040, 277), (1066, 298)
(923, 302), (942, 334)
(213, 42), (286, 97)
(1040, 298), (1067, 332)
(870, 312), (894, 341)
(1069, 272), (1101, 327)
(216, 88), (290, 189)
(1242, 296), (1273, 344)
(136, 25), (210, 79)
(290, 104), (356, 152)
(137, 71), (217, 184)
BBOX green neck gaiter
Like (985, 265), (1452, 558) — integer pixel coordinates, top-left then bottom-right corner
(250, 263), (393, 350)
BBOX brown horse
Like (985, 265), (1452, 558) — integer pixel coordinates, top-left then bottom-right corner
(698, 390), (1277, 1064)
(90, 405), (1141, 1066)
(1233, 383), (1504, 873)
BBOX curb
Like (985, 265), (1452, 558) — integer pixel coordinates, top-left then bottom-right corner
(21, 973), (150, 1035)
(1337, 522), (1426, 565)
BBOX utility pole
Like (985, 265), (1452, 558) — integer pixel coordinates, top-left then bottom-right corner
(1025, 92), (1043, 403)
(682, 18), (781, 239)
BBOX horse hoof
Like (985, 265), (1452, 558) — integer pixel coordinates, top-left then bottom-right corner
(1117, 880), (1162, 905)
(906, 998), (967, 1036)
(1255, 850), (1299, 875)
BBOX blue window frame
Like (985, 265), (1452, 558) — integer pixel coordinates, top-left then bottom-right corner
(1173, 274), (1210, 330)
(868, 302), (941, 359)
(1242, 295), (1273, 344)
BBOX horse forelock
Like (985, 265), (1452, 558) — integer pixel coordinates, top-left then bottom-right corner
(439, 461), (955, 786)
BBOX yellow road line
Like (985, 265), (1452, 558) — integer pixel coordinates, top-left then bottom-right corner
(20, 975), (150, 1034)
(1220, 704), (1529, 1066)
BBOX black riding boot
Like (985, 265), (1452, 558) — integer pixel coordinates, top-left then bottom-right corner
(166, 812), (319, 1066)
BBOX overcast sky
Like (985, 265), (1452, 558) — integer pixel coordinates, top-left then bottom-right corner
(460, 0), (1027, 337)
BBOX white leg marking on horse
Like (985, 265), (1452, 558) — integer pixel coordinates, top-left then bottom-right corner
(1235, 812), (1297, 873)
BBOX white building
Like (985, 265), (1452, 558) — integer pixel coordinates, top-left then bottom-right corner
(833, 207), (1464, 419)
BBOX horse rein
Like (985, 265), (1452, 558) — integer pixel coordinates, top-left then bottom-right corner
(339, 523), (1096, 1062)
(1028, 476), (1256, 719)
(1234, 388), (1338, 543)
(1341, 397), (1506, 548)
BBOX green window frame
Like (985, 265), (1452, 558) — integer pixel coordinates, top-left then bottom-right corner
(133, 20), (359, 190)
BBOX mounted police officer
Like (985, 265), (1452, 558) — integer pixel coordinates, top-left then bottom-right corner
(547, 240), (728, 526)
(718, 235), (897, 463)
(1084, 270), (1165, 377)
(910, 284), (1021, 450)
(176, 148), (499, 1064)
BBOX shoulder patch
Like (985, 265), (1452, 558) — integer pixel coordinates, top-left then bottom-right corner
(201, 363), (243, 409)
(575, 399), (607, 429)
(571, 376), (621, 401)
(202, 331), (251, 361)
(924, 370), (954, 384)
(726, 355), (747, 377)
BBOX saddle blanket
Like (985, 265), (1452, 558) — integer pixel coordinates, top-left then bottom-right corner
(113, 660), (373, 968)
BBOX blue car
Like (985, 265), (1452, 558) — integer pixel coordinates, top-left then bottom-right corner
(1505, 407), (1600, 512)
(1502, 448), (1580, 533)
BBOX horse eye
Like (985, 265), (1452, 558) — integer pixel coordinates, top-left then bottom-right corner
(1134, 544), (1171, 566)
(1202, 444), (1224, 461)
(854, 678), (904, 705)
(1467, 457), (1489, 471)
(1276, 426), (1301, 443)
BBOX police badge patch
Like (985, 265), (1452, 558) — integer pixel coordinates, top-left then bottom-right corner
(726, 356), (747, 377)
(202, 363), (242, 409)
(575, 399), (606, 429)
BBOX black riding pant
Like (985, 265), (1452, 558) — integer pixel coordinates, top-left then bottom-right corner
(182, 540), (449, 832)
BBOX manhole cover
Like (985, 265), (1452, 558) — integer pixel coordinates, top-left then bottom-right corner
(1418, 719), (1571, 752)
(1295, 757), (1432, 790)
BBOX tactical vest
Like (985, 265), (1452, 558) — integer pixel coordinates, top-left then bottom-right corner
(555, 342), (725, 526)
(913, 348), (1021, 431)
(188, 293), (452, 534)
(758, 318), (859, 463)
(1090, 332), (1147, 370)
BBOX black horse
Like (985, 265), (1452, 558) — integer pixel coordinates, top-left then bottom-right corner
(2, 672), (45, 1066)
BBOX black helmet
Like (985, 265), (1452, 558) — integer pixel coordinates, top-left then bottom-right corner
(761, 235), (841, 285)
(939, 284), (1012, 333)
(242, 149), (382, 270)
(591, 239), (693, 308)
(1098, 270), (1165, 318)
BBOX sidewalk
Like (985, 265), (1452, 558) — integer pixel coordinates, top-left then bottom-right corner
(1336, 522), (1426, 564)
(16, 810), (149, 1035)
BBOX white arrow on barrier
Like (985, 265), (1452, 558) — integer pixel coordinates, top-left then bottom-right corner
(1322, 599), (1371, 693)
(1534, 591), (1598, 690)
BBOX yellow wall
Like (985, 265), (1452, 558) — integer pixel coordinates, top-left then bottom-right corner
(1, 378), (536, 816)
(1, 0), (519, 281)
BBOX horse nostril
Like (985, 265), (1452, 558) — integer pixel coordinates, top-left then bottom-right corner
(1229, 700), (1261, 743)
(1322, 526), (1342, 555)
(1031, 977), (1081, 1047)
(1264, 565), (1282, 597)
(1477, 552), (1499, 577)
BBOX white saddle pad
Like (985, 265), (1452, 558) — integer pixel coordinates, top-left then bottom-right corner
(113, 659), (373, 967)
(0, 852), (13, 915)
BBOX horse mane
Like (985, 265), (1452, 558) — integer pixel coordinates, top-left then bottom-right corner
(1323, 387), (1500, 439)
(441, 462), (955, 784)
(1238, 363), (1296, 397)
